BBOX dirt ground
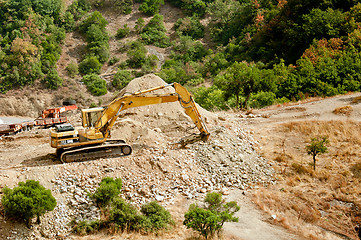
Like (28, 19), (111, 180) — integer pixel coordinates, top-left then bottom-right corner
(1, 75), (361, 240)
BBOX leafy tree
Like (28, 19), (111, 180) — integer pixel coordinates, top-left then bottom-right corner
(91, 177), (123, 206)
(306, 136), (329, 170)
(215, 61), (261, 109)
(86, 24), (109, 44)
(1, 180), (56, 227)
(183, 192), (239, 239)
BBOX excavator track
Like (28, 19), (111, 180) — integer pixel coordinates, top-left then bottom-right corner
(59, 140), (132, 163)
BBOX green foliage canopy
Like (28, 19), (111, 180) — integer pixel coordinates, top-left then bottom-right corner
(183, 192), (239, 239)
(1, 180), (56, 225)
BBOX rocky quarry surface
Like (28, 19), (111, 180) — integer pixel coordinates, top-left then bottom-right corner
(0, 75), (275, 239)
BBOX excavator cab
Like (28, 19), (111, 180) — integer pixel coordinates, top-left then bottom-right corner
(81, 107), (104, 128)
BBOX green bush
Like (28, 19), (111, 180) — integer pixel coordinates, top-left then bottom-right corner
(139, 201), (174, 233)
(79, 56), (102, 75)
(116, 24), (130, 39)
(135, 18), (145, 33)
(43, 68), (63, 89)
(142, 55), (158, 73)
(1, 180), (56, 226)
(91, 177), (123, 206)
(66, 61), (79, 77)
(194, 86), (231, 110)
(112, 70), (133, 89)
(88, 43), (110, 63)
(79, 11), (108, 33)
(139, 0), (164, 16)
(126, 41), (147, 68)
(86, 24), (109, 44)
(183, 192), (239, 239)
(248, 91), (276, 108)
(172, 36), (208, 62)
(141, 14), (170, 48)
(109, 197), (139, 231)
(82, 74), (108, 96)
(72, 220), (103, 235)
(174, 17), (204, 39)
(108, 56), (120, 65)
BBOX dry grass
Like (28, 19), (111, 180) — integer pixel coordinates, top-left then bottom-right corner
(332, 105), (353, 116)
(253, 120), (361, 239)
(351, 95), (361, 104)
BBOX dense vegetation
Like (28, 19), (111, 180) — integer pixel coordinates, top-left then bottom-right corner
(2, 0), (361, 109)
(72, 177), (173, 235)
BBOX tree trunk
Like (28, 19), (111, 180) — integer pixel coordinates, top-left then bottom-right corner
(36, 215), (41, 224)
(313, 155), (316, 170)
(236, 93), (239, 109)
(240, 93), (251, 110)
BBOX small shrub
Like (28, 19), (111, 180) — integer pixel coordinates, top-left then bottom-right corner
(135, 18), (145, 33)
(116, 24), (130, 39)
(183, 192), (239, 239)
(126, 41), (147, 68)
(291, 162), (308, 174)
(109, 197), (139, 231)
(139, 201), (174, 232)
(332, 105), (353, 116)
(1, 180), (56, 226)
(142, 55), (158, 73)
(82, 74), (108, 96)
(108, 56), (120, 66)
(88, 43), (110, 63)
(79, 11), (108, 33)
(91, 177), (122, 206)
(249, 91), (276, 108)
(139, 0), (164, 16)
(141, 14), (170, 48)
(72, 220), (103, 235)
(174, 16), (204, 39)
(79, 56), (102, 75)
(112, 70), (133, 89)
(66, 61), (79, 77)
(42, 68), (63, 89)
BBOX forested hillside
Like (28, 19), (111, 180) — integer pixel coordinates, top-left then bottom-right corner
(1, 0), (361, 110)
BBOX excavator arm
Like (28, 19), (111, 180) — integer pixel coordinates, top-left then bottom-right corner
(93, 83), (209, 143)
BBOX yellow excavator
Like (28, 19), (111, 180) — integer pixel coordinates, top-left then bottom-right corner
(50, 83), (210, 163)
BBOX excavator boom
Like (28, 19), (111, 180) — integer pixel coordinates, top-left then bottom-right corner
(50, 82), (210, 163)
